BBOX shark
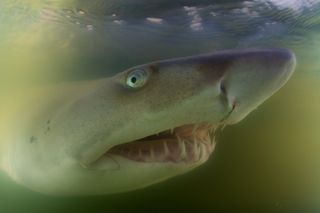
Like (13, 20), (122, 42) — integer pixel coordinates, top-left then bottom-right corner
(0, 48), (296, 195)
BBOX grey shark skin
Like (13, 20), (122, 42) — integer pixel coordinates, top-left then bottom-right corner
(0, 48), (296, 195)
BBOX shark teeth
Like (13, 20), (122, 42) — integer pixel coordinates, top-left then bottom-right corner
(193, 140), (201, 160)
(149, 148), (155, 161)
(163, 141), (170, 155)
(180, 140), (187, 159)
(105, 123), (218, 163)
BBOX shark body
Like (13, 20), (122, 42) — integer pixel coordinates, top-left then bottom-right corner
(0, 48), (296, 195)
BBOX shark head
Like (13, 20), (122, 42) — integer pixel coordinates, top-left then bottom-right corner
(5, 48), (295, 195)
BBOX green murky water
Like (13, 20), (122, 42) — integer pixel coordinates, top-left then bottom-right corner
(1, 0), (320, 212)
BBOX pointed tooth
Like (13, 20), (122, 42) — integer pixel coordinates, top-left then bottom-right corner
(204, 143), (208, 158)
(202, 144), (207, 161)
(209, 136), (214, 145)
(201, 143), (209, 161)
(207, 132), (211, 142)
(210, 125), (216, 134)
(199, 143), (204, 161)
(178, 138), (182, 149)
(194, 141), (201, 161)
(180, 140), (187, 159)
(210, 137), (216, 152)
(170, 128), (174, 134)
(200, 137), (207, 145)
(208, 130), (214, 144)
(176, 135), (182, 143)
(197, 144), (202, 161)
(193, 140), (197, 153)
(163, 141), (170, 156)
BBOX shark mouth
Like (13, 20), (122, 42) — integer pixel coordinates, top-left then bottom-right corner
(105, 123), (217, 164)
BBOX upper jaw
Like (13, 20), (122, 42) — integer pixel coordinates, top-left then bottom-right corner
(80, 101), (235, 168)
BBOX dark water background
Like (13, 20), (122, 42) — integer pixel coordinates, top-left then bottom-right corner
(1, 0), (320, 212)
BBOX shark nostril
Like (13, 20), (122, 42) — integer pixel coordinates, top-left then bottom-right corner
(220, 82), (227, 95)
(219, 81), (230, 108)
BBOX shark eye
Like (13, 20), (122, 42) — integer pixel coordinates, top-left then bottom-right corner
(126, 69), (149, 88)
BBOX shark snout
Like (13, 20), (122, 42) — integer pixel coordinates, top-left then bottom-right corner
(253, 48), (296, 84)
(220, 48), (296, 124)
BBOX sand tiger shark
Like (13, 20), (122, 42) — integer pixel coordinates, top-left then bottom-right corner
(0, 48), (296, 195)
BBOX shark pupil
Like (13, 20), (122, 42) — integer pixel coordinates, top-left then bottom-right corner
(131, 77), (137, 84)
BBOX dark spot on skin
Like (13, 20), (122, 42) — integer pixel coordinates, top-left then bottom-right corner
(45, 120), (52, 134)
(44, 126), (51, 134)
(30, 136), (37, 144)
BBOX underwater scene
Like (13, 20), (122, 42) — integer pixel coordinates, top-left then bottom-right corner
(0, 0), (320, 212)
